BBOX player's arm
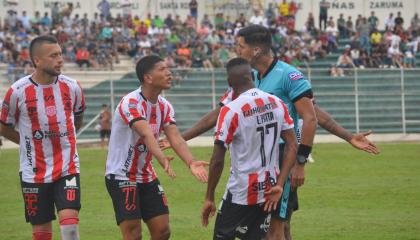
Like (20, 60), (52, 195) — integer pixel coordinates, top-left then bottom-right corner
(264, 128), (297, 212)
(132, 120), (175, 177)
(0, 88), (19, 144)
(74, 114), (83, 132)
(202, 143), (226, 226)
(164, 124), (208, 182)
(0, 123), (19, 144)
(314, 104), (379, 154)
(278, 128), (298, 187)
(182, 107), (220, 141)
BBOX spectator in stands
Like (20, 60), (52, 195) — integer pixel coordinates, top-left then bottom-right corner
(331, 45), (355, 76)
(289, 0), (298, 18)
(337, 14), (346, 38)
(411, 13), (420, 30)
(189, 0), (198, 19)
(5, 10), (18, 32)
(355, 14), (363, 28)
(306, 12), (315, 32)
(176, 43), (192, 68)
(403, 45), (416, 68)
(357, 17), (370, 52)
(384, 13), (395, 31)
(350, 47), (362, 67)
(97, 0), (111, 20)
(319, 0), (330, 30)
(40, 12), (52, 27)
(368, 11), (379, 32)
(394, 11), (404, 30)
(98, 104), (112, 149)
(346, 16), (354, 37)
(75, 46), (90, 69)
(51, 2), (60, 25)
(265, 3), (276, 26)
(370, 28), (382, 47)
(191, 44), (213, 69)
(249, 10), (266, 26)
(278, 0), (289, 17)
(214, 13), (225, 30)
(387, 43), (403, 68)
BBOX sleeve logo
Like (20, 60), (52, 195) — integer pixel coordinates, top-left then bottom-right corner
(288, 71), (304, 81)
(128, 102), (137, 109)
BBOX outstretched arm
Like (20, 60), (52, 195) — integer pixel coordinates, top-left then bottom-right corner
(164, 124), (208, 182)
(314, 104), (379, 154)
(181, 107), (221, 141)
(132, 120), (175, 177)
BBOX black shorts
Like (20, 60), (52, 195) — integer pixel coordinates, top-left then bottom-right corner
(100, 129), (111, 139)
(213, 192), (271, 240)
(105, 175), (169, 225)
(20, 174), (81, 225)
(272, 144), (299, 221)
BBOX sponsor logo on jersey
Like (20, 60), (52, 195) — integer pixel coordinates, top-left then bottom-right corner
(25, 136), (33, 166)
(123, 145), (135, 173)
(22, 187), (39, 194)
(243, 102), (278, 117)
(33, 130), (44, 140)
(128, 102), (137, 109)
(288, 71), (304, 81)
(45, 106), (57, 116)
(64, 176), (79, 190)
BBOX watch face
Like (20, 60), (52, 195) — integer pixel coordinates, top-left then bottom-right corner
(297, 155), (307, 164)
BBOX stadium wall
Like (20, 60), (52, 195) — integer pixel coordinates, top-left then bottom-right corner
(1, 0), (419, 30)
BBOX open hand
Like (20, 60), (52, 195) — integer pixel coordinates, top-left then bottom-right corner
(190, 161), (209, 183)
(159, 138), (171, 150)
(264, 185), (283, 212)
(350, 130), (380, 154)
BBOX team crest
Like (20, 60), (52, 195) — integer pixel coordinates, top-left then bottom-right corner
(45, 106), (57, 116)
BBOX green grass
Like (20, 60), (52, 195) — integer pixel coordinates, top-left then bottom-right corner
(0, 143), (419, 239)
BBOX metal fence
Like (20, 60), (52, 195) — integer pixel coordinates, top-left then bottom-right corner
(1, 67), (419, 139)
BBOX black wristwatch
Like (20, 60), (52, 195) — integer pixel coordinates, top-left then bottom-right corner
(296, 155), (308, 165)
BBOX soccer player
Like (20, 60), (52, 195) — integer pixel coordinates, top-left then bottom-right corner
(0, 35), (84, 240)
(201, 58), (297, 240)
(161, 25), (379, 240)
(105, 55), (209, 240)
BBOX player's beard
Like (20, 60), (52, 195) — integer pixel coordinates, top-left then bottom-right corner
(43, 66), (61, 77)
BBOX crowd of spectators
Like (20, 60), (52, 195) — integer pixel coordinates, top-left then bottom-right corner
(0, 0), (419, 81)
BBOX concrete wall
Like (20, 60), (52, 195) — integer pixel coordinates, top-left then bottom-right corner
(1, 0), (418, 30)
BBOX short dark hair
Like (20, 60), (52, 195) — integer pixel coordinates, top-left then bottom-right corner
(135, 55), (164, 83)
(226, 57), (249, 73)
(237, 25), (272, 52)
(29, 35), (58, 67)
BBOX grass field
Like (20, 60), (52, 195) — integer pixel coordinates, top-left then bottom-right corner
(0, 143), (419, 240)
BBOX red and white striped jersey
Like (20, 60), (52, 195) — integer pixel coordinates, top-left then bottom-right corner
(0, 75), (85, 183)
(219, 87), (235, 107)
(214, 88), (294, 205)
(105, 88), (176, 183)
